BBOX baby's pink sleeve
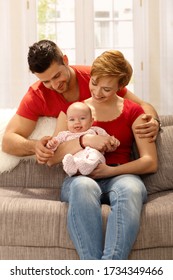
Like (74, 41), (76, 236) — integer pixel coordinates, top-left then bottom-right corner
(92, 126), (109, 136)
(54, 131), (68, 144)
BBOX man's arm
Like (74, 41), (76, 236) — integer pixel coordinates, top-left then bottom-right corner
(2, 114), (53, 161)
(2, 114), (36, 156)
(124, 89), (160, 141)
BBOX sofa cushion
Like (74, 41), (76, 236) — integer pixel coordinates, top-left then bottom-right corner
(142, 124), (173, 194)
(0, 187), (107, 251)
(0, 187), (173, 255)
(0, 161), (66, 189)
(0, 187), (68, 248)
(133, 115), (173, 194)
(133, 190), (173, 250)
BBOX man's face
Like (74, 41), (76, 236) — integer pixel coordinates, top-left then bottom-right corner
(34, 61), (71, 93)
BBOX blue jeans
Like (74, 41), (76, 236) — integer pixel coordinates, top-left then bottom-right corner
(61, 174), (147, 260)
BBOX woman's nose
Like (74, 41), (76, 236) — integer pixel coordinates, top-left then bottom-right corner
(94, 87), (102, 96)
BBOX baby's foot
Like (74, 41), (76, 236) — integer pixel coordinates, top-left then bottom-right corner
(79, 160), (99, 175)
(62, 154), (77, 176)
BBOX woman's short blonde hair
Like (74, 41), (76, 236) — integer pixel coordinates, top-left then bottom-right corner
(91, 50), (133, 88)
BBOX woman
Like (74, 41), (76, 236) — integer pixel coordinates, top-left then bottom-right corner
(52, 50), (158, 259)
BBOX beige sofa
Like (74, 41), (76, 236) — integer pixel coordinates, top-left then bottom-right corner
(0, 115), (173, 260)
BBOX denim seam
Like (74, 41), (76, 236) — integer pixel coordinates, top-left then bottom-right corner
(69, 205), (85, 259)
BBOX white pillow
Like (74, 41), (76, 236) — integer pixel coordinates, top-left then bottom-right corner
(0, 109), (56, 173)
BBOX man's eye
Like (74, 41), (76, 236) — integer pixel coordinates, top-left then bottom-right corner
(54, 74), (60, 79)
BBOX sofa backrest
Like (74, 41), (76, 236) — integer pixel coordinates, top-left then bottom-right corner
(0, 162), (66, 189)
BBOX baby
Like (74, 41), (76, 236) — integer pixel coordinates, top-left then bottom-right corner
(47, 102), (120, 176)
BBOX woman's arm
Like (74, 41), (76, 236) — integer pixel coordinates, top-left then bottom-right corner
(90, 114), (158, 179)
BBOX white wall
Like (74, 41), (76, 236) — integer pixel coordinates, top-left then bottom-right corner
(0, 0), (173, 114)
(0, 0), (37, 108)
(134, 0), (173, 115)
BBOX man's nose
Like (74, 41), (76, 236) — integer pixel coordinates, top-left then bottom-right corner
(50, 79), (57, 90)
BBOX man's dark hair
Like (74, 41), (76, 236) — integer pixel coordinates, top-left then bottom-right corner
(28, 40), (64, 73)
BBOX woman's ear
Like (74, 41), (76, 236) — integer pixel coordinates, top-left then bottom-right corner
(63, 55), (69, 66)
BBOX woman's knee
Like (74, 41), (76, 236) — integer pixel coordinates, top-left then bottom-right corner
(65, 176), (101, 201)
(109, 175), (147, 204)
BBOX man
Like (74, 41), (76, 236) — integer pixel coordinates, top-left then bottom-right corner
(2, 40), (160, 165)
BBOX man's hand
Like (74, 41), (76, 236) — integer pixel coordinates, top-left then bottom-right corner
(35, 136), (54, 164)
(134, 114), (160, 142)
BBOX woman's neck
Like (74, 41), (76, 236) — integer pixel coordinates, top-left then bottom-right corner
(85, 96), (124, 122)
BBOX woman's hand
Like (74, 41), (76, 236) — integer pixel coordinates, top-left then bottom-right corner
(89, 163), (115, 179)
(134, 114), (160, 142)
(35, 136), (54, 164)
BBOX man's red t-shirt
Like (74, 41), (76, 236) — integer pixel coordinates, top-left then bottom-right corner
(17, 65), (127, 121)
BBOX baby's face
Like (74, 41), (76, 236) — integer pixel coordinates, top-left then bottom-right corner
(67, 105), (93, 133)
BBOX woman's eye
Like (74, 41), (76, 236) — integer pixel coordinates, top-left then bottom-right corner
(104, 88), (111, 92)
(92, 81), (97, 86)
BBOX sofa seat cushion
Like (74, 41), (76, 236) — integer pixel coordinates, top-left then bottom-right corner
(0, 186), (109, 250)
(133, 190), (173, 250)
(0, 187), (72, 248)
(0, 187), (173, 253)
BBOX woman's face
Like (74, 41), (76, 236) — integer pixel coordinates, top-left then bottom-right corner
(89, 76), (119, 103)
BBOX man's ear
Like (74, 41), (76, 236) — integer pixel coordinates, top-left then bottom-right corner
(63, 55), (69, 66)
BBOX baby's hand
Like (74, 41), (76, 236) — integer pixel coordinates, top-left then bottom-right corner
(46, 137), (59, 151)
